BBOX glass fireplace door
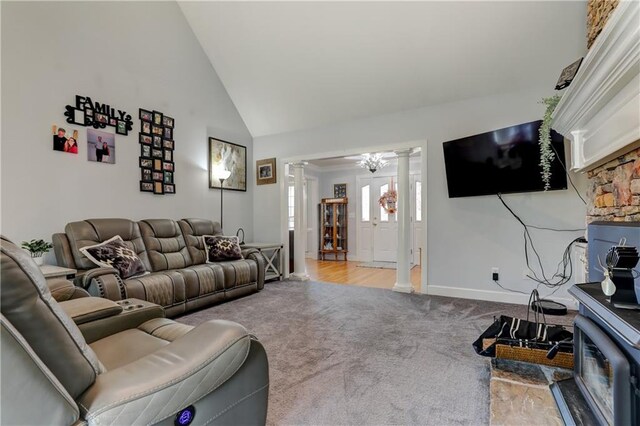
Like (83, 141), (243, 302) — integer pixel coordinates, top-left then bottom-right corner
(574, 315), (631, 426)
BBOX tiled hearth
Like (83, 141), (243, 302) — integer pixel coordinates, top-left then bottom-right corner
(587, 146), (640, 223)
(489, 359), (572, 425)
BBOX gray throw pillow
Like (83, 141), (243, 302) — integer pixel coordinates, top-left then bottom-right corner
(80, 236), (147, 279)
(203, 235), (243, 262)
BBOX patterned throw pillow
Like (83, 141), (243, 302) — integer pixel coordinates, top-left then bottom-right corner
(203, 235), (243, 262)
(80, 236), (147, 279)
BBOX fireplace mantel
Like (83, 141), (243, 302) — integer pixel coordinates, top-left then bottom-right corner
(552, 0), (639, 173)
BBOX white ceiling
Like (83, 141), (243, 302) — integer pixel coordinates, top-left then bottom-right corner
(179, 1), (587, 138)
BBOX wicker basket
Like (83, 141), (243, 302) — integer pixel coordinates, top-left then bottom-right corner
(587, 0), (620, 48)
(482, 338), (574, 369)
(495, 343), (574, 370)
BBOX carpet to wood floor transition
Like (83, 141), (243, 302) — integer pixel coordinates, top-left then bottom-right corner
(177, 280), (550, 425)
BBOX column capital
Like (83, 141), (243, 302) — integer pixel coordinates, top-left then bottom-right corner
(289, 161), (307, 169)
(394, 149), (412, 157)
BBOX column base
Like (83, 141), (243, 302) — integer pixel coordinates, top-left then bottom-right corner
(289, 273), (310, 282)
(393, 283), (414, 293)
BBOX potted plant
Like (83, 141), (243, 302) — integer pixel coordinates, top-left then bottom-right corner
(539, 94), (562, 190)
(21, 239), (53, 266)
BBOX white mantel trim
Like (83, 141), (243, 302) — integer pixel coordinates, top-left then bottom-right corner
(552, 0), (640, 171)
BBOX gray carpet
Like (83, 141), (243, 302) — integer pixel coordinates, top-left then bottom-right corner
(177, 281), (543, 425)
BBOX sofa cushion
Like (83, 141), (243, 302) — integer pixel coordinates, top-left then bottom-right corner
(124, 271), (186, 309)
(179, 218), (223, 264)
(65, 219), (151, 271)
(179, 263), (225, 300)
(139, 219), (193, 271)
(79, 236), (147, 279)
(213, 260), (258, 289)
(204, 235), (243, 262)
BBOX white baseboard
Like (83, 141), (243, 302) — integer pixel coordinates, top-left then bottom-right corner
(426, 285), (578, 310)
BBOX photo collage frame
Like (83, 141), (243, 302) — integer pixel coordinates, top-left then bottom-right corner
(139, 109), (175, 194)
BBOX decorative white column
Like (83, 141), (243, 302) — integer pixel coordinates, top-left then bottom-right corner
(393, 149), (413, 293)
(290, 162), (310, 281)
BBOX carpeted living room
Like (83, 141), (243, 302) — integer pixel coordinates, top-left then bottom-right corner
(2, 1), (639, 425)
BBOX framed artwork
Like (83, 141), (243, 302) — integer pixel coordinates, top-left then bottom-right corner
(139, 108), (176, 195)
(140, 109), (153, 122)
(153, 111), (163, 126)
(162, 116), (174, 128)
(256, 158), (276, 185)
(208, 137), (246, 191)
(52, 124), (79, 155)
(140, 181), (153, 192)
(64, 95), (133, 135)
(334, 183), (347, 198)
(141, 168), (152, 181)
(87, 128), (115, 164)
(555, 58), (583, 90)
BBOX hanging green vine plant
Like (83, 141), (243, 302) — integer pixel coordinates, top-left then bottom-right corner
(539, 94), (562, 190)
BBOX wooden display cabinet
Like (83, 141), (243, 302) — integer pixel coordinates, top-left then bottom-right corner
(319, 197), (348, 261)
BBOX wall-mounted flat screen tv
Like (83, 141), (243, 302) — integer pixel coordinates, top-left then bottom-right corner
(443, 120), (568, 198)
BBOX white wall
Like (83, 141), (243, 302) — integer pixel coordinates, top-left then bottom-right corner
(1, 1), (254, 259)
(253, 86), (589, 305)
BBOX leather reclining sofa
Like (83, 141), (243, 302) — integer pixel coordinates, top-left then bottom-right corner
(1, 236), (269, 425)
(53, 218), (265, 317)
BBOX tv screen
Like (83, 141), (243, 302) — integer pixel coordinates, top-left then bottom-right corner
(443, 120), (568, 198)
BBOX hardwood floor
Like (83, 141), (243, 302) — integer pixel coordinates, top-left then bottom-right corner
(305, 258), (422, 292)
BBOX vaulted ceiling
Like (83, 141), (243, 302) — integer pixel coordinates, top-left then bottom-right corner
(179, 1), (587, 138)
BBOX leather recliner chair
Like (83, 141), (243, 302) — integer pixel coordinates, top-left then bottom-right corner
(0, 236), (269, 425)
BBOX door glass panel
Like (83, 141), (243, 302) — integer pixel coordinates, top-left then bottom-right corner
(394, 182), (398, 222)
(380, 184), (389, 222)
(288, 185), (295, 230)
(416, 181), (422, 222)
(361, 185), (370, 222)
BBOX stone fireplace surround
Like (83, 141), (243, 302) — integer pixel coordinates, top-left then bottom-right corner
(587, 145), (640, 224)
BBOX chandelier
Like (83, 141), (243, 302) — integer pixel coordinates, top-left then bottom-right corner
(358, 153), (388, 173)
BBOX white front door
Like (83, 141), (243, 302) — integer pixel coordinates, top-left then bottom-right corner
(372, 176), (397, 262)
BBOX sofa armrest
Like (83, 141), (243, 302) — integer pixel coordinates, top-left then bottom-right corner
(242, 248), (266, 289)
(78, 299), (165, 343)
(47, 278), (90, 301)
(58, 298), (123, 325)
(80, 267), (119, 288)
(78, 320), (251, 425)
(83, 269), (127, 301)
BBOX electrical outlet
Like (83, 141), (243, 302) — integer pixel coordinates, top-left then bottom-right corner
(491, 267), (499, 281)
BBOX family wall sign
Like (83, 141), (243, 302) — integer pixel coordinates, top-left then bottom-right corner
(64, 95), (133, 135)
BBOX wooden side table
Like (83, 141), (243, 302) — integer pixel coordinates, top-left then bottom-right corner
(243, 242), (284, 282)
(40, 265), (77, 281)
